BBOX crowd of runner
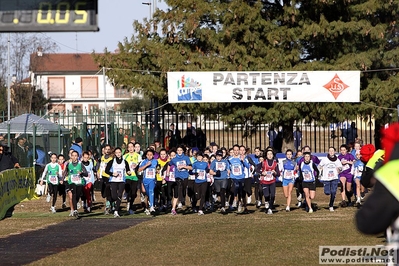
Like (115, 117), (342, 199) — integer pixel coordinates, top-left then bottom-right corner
(39, 138), (369, 218)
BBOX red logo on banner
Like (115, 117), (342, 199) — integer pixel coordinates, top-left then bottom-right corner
(323, 74), (349, 99)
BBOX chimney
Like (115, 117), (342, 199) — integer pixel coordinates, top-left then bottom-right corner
(37, 47), (43, 57)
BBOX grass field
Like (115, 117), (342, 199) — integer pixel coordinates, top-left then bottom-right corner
(2, 188), (383, 266)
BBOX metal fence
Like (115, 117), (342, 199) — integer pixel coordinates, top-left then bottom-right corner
(0, 110), (375, 156)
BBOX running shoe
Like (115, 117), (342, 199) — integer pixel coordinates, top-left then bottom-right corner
(126, 202), (130, 212)
(297, 201), (302, 208)
(177, 203), (183, 209)
(77, 202), (81, 210)
(205, 201), (211, 210)
(256, 200), (261, 208)
(114, 211), (120, 218)
(247, 196), (252, 205)
(73, 210), (79, 218)
(144, 208), (151, 215)
(220, 207), (226, 214)
(140, 193), (145, 202)
(329, 207), (334, 212)
(308, 208), (313, 213)
(265, 202), (270, 209)
(297, 194), (302, 201)
(149, 206), (155, 214)
(68, 211), (74, 217)
(232, 200), (237, 208)
(340, 200), (347, 208)
(225, 201), (229, 208)
(46, 194), (51, 203)
(85, 207), (91, 213)
(171, 209), (177, 215)
(285, 206), (290, 212)
(62, 202), (67, 209)
(129, 209), (135, 215)
(237, 203), (243, 213)
(104, 208), (110, 215)
(198, 210), (204, 215)
(267, 209), (273, 215)
(51, 206), (56, 214)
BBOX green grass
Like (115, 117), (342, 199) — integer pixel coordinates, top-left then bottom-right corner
(5, 189), (382, 266)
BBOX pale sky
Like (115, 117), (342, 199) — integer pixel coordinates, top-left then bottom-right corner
(45, 0), (168, 53)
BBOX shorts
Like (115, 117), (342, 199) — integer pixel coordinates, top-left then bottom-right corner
(282, 179), (295, 187)
(213, 179), (228, 193)
(340, 174), (353, 184)
(302, 181), (316, 191)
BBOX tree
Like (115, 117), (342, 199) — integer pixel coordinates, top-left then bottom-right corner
(119, 96), (151, 113)
(95, 0), (399, 149)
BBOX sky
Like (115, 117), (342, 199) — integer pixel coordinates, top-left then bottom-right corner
(45, 0), (168, 53)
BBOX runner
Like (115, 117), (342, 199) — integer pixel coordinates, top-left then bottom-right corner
(166, 150), (177, 213)
(192, 152), (209, 215)
(338, 144), (356, 207)
(156, 148), (169, 212)
(40, 153), (63, 213)
(81, 151), (95, 213)
(248, 147), (262, 208)
(298, 152), (319, 213)
(240, 145), (253, 207)
(209, 150), (229, 213)
(97, 144), (113, 214)
(64, 150), (88, 218)
(123, 142), (140, 214)
(138, 149), (158, 215)
(105, 147), (130, 217)
(281, 149), (296, 212)
(318, 147), (342, 212)
(57, 154), (67, 209)
(228, 144), (250, 213)
(258, 149), (280, 214)
(352, 150), (364, 205)
(167, 145), (192, 215)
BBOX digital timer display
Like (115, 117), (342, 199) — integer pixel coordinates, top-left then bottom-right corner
(0, 0), (98, 32)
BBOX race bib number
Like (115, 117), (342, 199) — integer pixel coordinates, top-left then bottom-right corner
(100, 162), (106, 171)
(197, 170), (206, 180)
(216, 162), (225, 171)
(207, 174), (213, 183)
(188, 175), (196, 180)
(303, 171), (312, 181)
(177, 161), (187, 171)
(71, 174), (81, 185)
(284, 170), (294, 179)
(169, 172), (175, 182)
(232, 164), (242, 175)
(265, 171), (274, 181)
(146, 168), (155, 179)
(328, 171), (335, 178)
(49, 175), (58, 185)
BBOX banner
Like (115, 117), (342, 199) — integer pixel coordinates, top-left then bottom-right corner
(0, 168), (36, 220)
(167, 71), (360, 103)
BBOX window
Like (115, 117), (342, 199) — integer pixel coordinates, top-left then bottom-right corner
(48, 104), (66, 114)
(81, 77), (98, 98)
(72, 104), (83, 123)
(114, 86), (132, 98)
(88, 104), (99, 114)
(48, 77), (65, 98)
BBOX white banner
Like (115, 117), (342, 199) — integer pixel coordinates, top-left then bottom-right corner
(167, 71), (360, 103)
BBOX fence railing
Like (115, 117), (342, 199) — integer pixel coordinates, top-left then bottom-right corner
(0, 110), (375, 157)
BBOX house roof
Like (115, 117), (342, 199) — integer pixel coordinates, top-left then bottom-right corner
(30, 53), (101, 73)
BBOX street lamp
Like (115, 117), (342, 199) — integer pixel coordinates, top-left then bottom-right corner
(142, 2), (152, 21)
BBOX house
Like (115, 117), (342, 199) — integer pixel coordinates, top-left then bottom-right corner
(29, 52), (139, 126)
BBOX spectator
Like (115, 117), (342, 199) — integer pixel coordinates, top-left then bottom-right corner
(293, 127), (302, 152)
(15, 135), (28, 167)
(346, 122), (358, 145)
(169, 123), (181, 148)
(117, 128), (125, 147)
(0, 144), (19, 171)
(267, 126), (277, 150)
(274, 126), (283, 153)
(183, 122), (197, 147)
(135, 121), (143, 144)
(70, 137), (83, 158)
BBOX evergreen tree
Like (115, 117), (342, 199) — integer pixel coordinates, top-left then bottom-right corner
(95, 0), (399, 148)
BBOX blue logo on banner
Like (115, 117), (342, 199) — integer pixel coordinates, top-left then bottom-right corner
(177, 76), (202, 101)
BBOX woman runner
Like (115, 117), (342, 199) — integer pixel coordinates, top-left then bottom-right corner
(40, 153), (63, 213)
